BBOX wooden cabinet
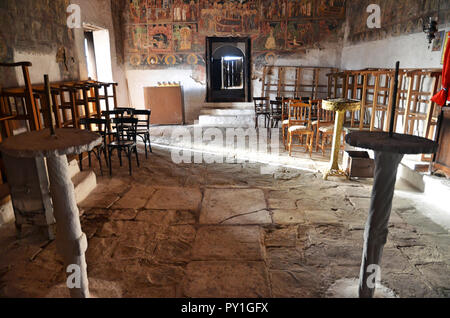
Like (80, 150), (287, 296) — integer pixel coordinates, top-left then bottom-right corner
(433, 107), (450, 177)
(144, 86), (185, 125)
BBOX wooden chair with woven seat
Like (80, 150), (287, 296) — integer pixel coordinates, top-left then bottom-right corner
(311, 100), (335, 156)
(286, 100), (314, 157)
(282, 97), (300, 148)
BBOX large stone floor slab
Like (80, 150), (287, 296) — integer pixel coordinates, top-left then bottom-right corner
(200, 188), (269, 224)
(145, 187), (202, 211)
(182, 261), (271, 298)
(192, 226), (264, 261)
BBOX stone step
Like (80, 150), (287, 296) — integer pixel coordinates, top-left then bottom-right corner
(202, 102), (254, 110)
(68, 158), (81, 179)
(0, 183), (13, 226)
(200, 108), (255, 116)
(72, 170), (97, 205)
(198, 114), (255, 128)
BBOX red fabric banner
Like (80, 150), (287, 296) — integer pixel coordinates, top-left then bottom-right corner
(432, 32), (450, 107)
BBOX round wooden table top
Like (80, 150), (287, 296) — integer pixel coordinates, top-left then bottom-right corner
(345, 131), (438, 154)
(0, 128), (102, 158)
(322, 98), (361, 112)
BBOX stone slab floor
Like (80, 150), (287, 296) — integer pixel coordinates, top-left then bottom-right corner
(0, 146), (449, 298)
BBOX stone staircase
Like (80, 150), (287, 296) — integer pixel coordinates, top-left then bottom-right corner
(198, 102), (256, 127)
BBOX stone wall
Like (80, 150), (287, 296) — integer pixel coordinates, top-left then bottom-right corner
(0, 0), (79, 87)
(0, 0), (129, 107)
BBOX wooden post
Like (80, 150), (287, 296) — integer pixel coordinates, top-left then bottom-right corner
(20, 63), (41, 131)
(359, 73), (368, 130)
(384, 72), (396, 132)
(403, 74), (415, 134)
(370, 73), (380, 131)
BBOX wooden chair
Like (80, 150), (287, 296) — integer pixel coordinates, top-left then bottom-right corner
(253, 97), (270, 128)
(286, 101), (314, 157)
(281, 97), (300, 148)
(102, 108), (129, 142)
(108, 117), (140, 176)
(269, 100), (283, 128)
(312, 100), (336, 156)
(78, 117), (108, 175)
(131, 109), (152, 159)
(0, 62), (41, 132)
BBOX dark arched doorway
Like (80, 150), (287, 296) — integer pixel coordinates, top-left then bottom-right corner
(206, 37), (251, 102)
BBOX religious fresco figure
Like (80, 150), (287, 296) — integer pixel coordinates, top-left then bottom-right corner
(265, 28), (276, 50)
(190, 0), (197, 21)
(180, 26), (192, 50)
(173, 0), (182, 21)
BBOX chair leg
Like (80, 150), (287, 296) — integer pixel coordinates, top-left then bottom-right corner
(103, 147), (108, 167)
(118, 149), (122, 167)
(322, 135), (326, 157)
(143, 136), (148, 159)
(309, 134), (313, 158)
(148, 133), (152, 153)
(127, 148), (132, 176)
(97, 150), (104, 176)
(288, 133), (292, 156)
(108, 148), (113, 176)
(135, 146), (140, 167)
(79, 153), (83, 171)
(315, 129), (319, 152)
(88, 152), (92, 167)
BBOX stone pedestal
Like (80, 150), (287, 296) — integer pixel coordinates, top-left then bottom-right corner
(322, 98), (361, 180)
(345, 131), (437, 298)
(0, 128), (101, 298)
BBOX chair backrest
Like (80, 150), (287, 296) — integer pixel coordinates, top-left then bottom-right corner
(112, 117), (138, 142)
(316, 100), (335, 126)
(270, 100), (283, 116)
(79, 117), (107, 132)
(253, 97), (270, 112)
(282, 97), (301, 120)
(102, 109), (127, 120)
(131, 109), (151, 129)
(288, 101), (312, 128)
(116, 107), (135, 116)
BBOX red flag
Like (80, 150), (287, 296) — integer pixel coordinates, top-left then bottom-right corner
(432, 32), (450, 107)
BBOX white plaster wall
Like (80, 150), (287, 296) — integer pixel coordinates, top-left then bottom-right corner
(275, 45), (343, 68)
(341, 25), (450, 70)
(126, 69), (206, 123)
(72, 0), (129, 107)
(13, 50), (63, 85)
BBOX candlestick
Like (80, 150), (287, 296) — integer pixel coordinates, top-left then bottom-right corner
(389, 61), (400, 137)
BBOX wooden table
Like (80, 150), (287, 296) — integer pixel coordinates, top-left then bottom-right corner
(322, 98), (361, 180)
(0, 128), (101, 298)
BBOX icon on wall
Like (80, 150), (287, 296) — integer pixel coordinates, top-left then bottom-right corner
(432, 30), (445, 52)
(442, 32), (450, 65)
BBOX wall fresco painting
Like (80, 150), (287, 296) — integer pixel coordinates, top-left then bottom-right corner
(125, 0), (347, 68)
(347, 0), (450, 45)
